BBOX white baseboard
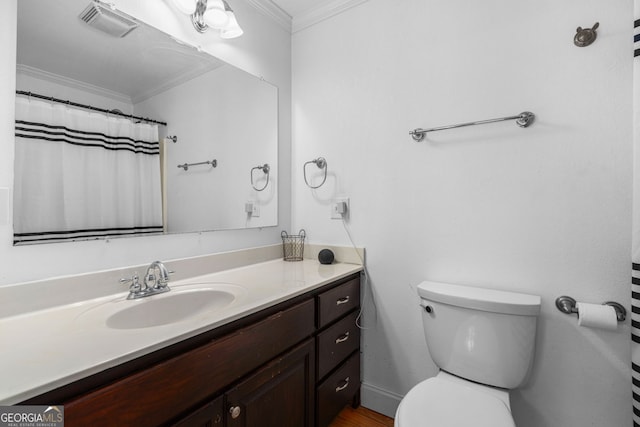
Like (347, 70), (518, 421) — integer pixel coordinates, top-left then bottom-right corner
(360, 381), (403, 419)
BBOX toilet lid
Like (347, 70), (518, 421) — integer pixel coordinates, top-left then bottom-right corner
(395, 377), (515, 427)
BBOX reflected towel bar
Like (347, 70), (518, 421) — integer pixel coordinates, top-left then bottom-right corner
(409, 111), (535, 142)
(177, 159), (217, 171)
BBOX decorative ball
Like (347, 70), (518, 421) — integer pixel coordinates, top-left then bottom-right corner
(318, 249), (335, 265)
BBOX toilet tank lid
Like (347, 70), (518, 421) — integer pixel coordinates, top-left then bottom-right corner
(417, 281), (541, 316)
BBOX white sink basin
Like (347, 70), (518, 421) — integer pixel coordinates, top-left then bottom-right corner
(78, 283), (246, 330)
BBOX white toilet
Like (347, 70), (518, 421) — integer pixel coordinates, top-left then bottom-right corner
(394, 281), (541, 427)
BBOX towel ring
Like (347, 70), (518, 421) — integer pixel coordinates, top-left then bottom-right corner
(304, 157), (328, 189)
(251, 164), (270, 191)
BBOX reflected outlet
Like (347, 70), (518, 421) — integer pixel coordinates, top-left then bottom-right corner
(245, 201), (260, 217)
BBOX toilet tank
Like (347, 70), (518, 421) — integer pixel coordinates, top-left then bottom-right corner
(418, 281), (541, 389)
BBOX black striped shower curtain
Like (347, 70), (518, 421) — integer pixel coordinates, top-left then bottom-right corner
(633, 6), (640, 426)
(13, 96), (164, 245)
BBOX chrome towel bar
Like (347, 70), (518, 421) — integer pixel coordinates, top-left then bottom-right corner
(410, 111), (535, 142)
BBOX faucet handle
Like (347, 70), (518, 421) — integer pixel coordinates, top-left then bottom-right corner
(155, 270), (175, 278)
(120, 274), (141, 293)
(160, 271), (175, 283)
(146, 270), (174, 289)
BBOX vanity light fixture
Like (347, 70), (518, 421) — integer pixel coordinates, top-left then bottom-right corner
(170, 0), (243, 38)
(171, 0), (197, 15)
(220, 1), (244, 39)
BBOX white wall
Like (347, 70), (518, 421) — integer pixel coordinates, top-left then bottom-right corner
(292, 1), (633, 426)
(0, 0), (291, 285)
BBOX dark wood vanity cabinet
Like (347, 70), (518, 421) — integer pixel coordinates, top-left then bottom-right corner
(24, 273), (361, 427)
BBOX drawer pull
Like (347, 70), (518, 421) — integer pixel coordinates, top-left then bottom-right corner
(335, 377), (350, 392)
(335, 332), (350, 344)
(336, 296), (350, 305)
(229, 406), (241, 419)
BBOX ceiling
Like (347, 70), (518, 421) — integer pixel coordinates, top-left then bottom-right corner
(270, 0), (320, 18)
(17, 0), (223, 104)
(16, 0), (366, 101)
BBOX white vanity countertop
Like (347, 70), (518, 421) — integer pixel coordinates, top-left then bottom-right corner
(0, 259), (362, 405)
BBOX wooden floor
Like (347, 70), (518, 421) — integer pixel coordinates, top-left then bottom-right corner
(328, 405), (394, 427)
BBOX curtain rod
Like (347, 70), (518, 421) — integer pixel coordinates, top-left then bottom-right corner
(15, 90), (167, 127)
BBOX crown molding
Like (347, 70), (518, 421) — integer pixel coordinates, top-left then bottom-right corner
(292, 0), (369, 33)
(246, 0), (370, 34)
(244, 0), (292, 33)
(16, 64), (132, 105)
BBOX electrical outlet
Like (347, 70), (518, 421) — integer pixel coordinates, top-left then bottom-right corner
(331, 197), (349, 220)
(252, 204), (260, 217)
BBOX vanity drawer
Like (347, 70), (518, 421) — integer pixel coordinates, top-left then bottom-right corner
(64, 299), (315, 427)
(317, 310), (360, 380)
(316, 352), (360, 427)
(317, 276), (360, 328)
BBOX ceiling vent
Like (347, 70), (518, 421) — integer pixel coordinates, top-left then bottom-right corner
(79, 2), (138, 38)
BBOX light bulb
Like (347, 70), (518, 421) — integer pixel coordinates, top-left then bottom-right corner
(203, 0), (229, 29)
(220, 12), (243, 39)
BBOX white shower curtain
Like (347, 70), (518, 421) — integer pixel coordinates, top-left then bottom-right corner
(13, 96), (163, 244)
(633, 3), (640, 425)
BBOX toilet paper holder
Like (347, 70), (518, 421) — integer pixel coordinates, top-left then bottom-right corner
(555, 296), (626, 322)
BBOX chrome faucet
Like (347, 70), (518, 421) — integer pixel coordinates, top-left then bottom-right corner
(121, 261), (172, 300)
(144, 260), (171, 289)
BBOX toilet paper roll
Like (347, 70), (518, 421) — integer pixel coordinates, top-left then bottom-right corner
(577, 302), (618, 331)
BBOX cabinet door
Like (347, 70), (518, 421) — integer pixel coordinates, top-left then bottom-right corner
(225, 339), (315, 427)
(172, 396), (224, 427)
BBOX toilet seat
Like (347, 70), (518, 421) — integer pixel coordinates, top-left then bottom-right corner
(394, 374), (515, 427)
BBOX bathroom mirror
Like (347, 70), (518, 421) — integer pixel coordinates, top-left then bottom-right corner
(13, 0), (278, 245)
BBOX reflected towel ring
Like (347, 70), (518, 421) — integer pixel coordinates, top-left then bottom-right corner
(303, 157), (327, 189)
(251, 163), (270, 191)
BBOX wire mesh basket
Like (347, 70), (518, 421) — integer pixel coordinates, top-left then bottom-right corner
(281, 229), (306, 261)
